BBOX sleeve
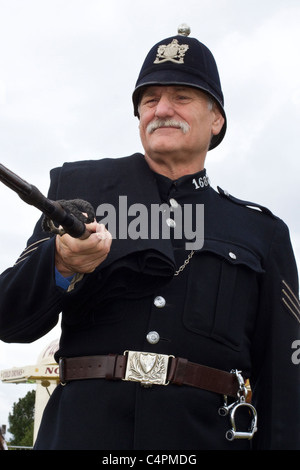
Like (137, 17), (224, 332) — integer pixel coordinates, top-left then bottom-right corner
(55, 267), (74, 290)
(250, 220), (300, 449)
(0, 167), (66, 343)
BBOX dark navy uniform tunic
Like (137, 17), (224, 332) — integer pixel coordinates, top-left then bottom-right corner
(0, 154), (299, 449)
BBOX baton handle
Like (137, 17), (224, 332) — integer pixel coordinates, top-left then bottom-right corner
(0, 163), (89, 239)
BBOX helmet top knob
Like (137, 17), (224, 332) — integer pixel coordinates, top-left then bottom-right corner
(177, 24), (191, 37)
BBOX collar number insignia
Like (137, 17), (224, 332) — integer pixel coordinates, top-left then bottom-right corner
(154, 39), (189, 64)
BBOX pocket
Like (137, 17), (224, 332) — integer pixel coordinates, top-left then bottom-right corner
(183, 239), (264, 350)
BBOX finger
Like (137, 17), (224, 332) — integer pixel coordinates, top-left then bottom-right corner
(96, 224), (112, 240)
(56, 223), (112, 262)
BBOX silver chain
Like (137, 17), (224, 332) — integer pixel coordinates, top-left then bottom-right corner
(174, 250), (195, 276)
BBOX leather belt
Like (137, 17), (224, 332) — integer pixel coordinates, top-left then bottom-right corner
(59, 351), (245, 398)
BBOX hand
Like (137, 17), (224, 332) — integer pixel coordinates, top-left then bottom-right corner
(55, 222), (112, 277)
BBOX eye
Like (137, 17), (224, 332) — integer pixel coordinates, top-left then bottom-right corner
(141, 97), (159, 107)
(175, 94), (192, 102)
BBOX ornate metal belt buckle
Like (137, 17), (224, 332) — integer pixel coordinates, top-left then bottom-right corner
(123, 350), (173, 387)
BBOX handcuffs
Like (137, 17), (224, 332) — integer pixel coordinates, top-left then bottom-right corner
(218, 370), (258, 441)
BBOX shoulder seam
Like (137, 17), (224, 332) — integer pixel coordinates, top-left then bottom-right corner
(217, 186), (277, 219)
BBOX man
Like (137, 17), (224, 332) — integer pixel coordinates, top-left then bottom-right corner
(0, 26), (299, 450)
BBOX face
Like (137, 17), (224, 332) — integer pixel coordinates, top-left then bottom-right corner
(138, 85), (224, 170)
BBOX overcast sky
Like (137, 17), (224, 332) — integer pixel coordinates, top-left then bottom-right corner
(0, 0), (299, 432)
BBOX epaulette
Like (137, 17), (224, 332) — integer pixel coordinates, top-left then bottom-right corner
(217, 186), (277, 219)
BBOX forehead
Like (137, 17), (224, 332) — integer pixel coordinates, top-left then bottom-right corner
(141, 85), (205, 97)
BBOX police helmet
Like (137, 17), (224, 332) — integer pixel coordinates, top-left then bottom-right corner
(132, 25), (226, 150)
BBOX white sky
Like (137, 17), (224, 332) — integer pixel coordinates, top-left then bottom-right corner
(0, 0), (299, 431)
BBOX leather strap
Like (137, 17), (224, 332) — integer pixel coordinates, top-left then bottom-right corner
(59, 354), (243, 398)
(168, 357), (241, 397)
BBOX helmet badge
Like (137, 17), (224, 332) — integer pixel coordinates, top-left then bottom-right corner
(154, 39), (189, 64)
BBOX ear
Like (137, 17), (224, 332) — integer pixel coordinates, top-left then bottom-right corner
(211, 105), (225, 137)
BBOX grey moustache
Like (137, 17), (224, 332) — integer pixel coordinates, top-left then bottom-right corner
(147, 119), (190, 134)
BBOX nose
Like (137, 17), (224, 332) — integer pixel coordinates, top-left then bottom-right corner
(155, 95), (175, 118)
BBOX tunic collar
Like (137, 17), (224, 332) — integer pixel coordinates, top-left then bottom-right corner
(153, 168), (210, 202)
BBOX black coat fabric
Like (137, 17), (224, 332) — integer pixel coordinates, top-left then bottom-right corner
(0, 153), (299, 450)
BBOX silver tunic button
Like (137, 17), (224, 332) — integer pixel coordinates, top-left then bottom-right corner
(154, 296), (166, 308)
(146, 331), (160, 344)
(166, 218), (176, 228)
(169, 198), (179, 209)
(229, 252), (237, 260)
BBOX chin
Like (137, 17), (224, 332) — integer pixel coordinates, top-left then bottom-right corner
(148, 146), (181, 158)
